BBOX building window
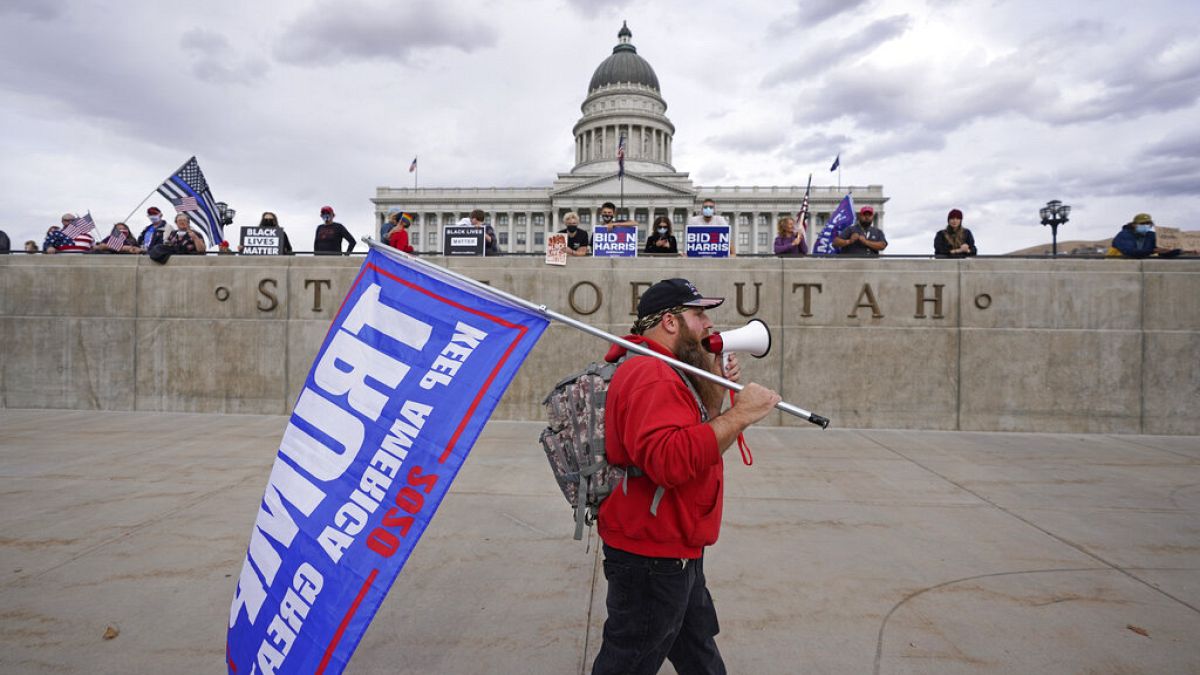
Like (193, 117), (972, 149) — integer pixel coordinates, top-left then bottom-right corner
(517, 231), (527, 246)
(498, 213), (509, 226)
(739, 214), (752, 226)
(533, 214), (546, 226)
(535, 231), (544, 246)
(617, 208), (629, 221)
(757, 232), (768, 248)
(738, 231), (749, 247)
(634, 210), (648, 224)
(516, 214), (527, 226)
(411, 232), (420, 246)
(499, 232), (509, 246)
(759, 213), (771, 226)
(580, 212), (592, 225)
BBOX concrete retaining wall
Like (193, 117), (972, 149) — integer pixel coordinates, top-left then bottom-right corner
(2, 254), (1196, 434)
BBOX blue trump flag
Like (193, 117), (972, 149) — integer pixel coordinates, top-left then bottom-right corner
(226, 248), (548, 674)
(813, 194), (855, 256)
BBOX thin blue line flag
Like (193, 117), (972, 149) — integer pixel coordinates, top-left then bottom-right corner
(226, 247), (548, 674)
(157, 156), (223, 244)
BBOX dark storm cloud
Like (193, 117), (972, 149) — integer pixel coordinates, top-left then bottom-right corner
(762, 14), (911, 88)
(275, 1), (498, 66)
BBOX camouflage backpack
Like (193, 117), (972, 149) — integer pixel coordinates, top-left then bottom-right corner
(543, 358), (677, 540)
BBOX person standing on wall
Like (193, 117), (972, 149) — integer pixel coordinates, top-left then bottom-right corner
(314, 205), (355, 255)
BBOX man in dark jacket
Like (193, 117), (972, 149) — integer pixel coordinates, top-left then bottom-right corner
(1111, 213), (1180, 258)
(592, 278), (781, 675)
(314, 205), (356, 255)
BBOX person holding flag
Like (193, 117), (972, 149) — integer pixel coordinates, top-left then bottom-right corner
(93, 222), (141, 254)
(773, 216), (807, 256)
(164, 212), (206, 254)
(54, 212), (96, 253)
(777, 174), (811, 256)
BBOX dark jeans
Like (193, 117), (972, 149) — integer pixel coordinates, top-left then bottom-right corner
(592, 544), (725, 675)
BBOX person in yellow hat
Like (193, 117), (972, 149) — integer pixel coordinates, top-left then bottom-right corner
(1109, 213), (1181, 258)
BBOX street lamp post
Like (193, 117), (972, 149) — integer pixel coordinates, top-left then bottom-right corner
(216, 201), (237, 229)
(1039, 199), (1071, 258)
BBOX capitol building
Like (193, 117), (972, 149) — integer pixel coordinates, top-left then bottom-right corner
(373, 23), (886, 254)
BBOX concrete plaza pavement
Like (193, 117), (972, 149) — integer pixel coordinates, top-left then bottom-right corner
(1, 409), (1198, 674)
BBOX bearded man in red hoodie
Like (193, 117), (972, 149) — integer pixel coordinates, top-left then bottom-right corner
(592, 278), (782, 675)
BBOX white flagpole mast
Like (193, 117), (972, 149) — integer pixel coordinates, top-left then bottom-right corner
(363, 237), (830, 428)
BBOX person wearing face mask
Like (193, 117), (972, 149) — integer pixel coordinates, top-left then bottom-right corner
(165, 213), (206, 254)
(645, 215), (678, 255)
(137, 207), (168, 252)
(314, 205), (356, 255)
(559, 209), (593, 256)
(1109, 213), (1181, 258)
(257, 211), (293, 255)
(686, 198), (735, 256)
(933, 208), (976, 257)
(686, 199), (729, 230)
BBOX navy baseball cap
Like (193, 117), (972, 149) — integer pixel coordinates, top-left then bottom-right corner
(637, 278), (724, 319)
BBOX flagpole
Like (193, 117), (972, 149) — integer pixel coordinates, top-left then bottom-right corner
(414, 157), (418, 189)
(363, 237), (830, 428)
(122, 187), (160, 225)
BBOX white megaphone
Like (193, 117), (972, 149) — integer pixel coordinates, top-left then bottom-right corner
(701, 319), (772, 364)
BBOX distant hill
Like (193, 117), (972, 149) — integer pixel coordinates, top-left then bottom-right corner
(1007, 226), (1200, 256)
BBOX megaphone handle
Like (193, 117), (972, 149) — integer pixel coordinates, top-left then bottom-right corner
(727, 390), (754, 466)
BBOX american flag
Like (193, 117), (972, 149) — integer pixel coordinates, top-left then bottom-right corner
(617, 135), (626, 178)
(172, 196), (200, 212)
(797, 173), (812, 226)
(62, 212), (95, 239)
(107, 230), (128, 251)
(409, 156), (417, 173)
(156, 156), (223, 244)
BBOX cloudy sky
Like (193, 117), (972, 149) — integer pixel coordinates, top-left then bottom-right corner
(2, 0), (1197, 254)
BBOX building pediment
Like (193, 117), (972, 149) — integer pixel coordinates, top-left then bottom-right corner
(551, 172), (695, 200)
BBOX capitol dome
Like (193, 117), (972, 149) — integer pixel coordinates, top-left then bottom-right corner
(571, 22), (675, 174)
(588, 21), (660, 93)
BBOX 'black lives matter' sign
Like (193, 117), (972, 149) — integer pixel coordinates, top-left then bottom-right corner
(443, 226), (485, 256)
(239, 227), (283, 255)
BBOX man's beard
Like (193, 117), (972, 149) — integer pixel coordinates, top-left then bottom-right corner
(675, 321), (725, 414)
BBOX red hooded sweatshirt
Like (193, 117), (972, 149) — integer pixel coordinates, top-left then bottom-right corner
(597, 335), (722, 559)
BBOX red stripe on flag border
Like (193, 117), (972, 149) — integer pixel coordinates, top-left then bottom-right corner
(310, 259), (536, 668)
(365, 263), (530, 464)
(316, 569), (379, 674)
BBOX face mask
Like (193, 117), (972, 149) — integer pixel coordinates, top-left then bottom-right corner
(601, 214), (614, 223)
(657, 227), (667, 234)
(1136, 224), (1151, 234)
(150, 215), (161, 223)
(322, 214), (333, 222)
(567, 224), (577, 231)
(701, 206), (714, 217)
